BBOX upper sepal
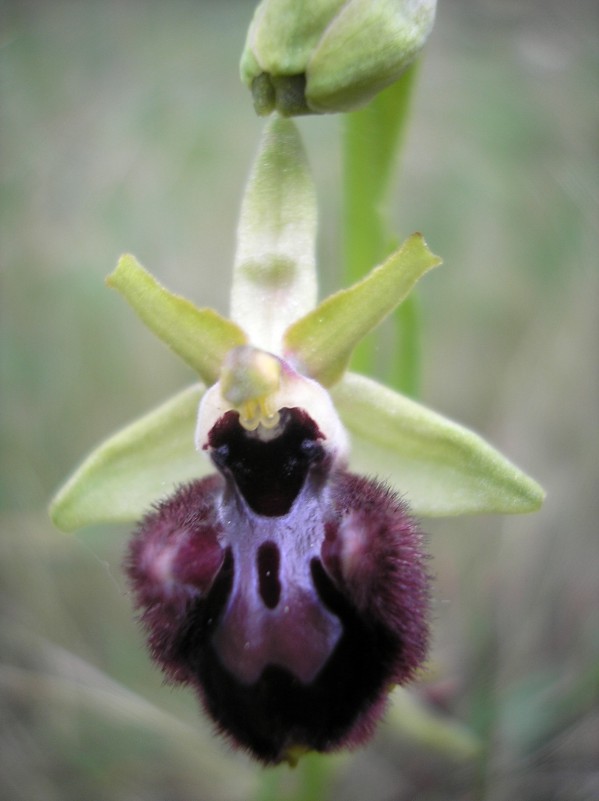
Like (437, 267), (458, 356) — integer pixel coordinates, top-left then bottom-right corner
(230, 117), (318, 353)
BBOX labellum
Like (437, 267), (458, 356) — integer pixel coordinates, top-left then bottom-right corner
(125, 348), (430, 764)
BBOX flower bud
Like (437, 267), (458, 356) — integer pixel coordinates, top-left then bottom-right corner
(240, 0), (437, 115)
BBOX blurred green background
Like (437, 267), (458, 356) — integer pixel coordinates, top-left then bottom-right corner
(1, 1), (598, 799)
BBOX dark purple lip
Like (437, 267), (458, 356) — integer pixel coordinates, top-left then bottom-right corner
(126, 407), (430, 763)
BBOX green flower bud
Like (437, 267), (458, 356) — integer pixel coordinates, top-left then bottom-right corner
(240, 0), (437, 116)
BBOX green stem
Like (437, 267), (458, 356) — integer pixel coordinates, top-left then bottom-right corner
(342, 60), (422, 393)
(294, 752), (334, 801)
(254, 753), (334, 801)
(390, 293), (421, 398)
(253, 767), (284, 801)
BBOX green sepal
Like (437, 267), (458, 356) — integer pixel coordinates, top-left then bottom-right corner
(107, 255), (247, 386)
(230, 117), (317, 353)
(49, 385), (208, 532)
(284, 233), (440, 386)
(333, 372), (545, 516)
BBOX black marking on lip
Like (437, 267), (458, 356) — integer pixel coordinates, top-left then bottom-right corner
(257, 541), (281, 609)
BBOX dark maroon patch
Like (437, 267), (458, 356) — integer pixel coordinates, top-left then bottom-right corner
(175, 558), (398, 763)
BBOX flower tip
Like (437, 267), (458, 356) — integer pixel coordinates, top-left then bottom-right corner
(105, 253), (137, 288)
(48, 468), (95, 534)
(282, 745), (310, 767)
(251, 74), (312, 117)
(251, 73), (275, 116)
(519, 477), (546, 513)
(492, 460), (546, 516)
(47, 476), (104, 535)
(47, 492), (72, 534)
(410, 232), (443, 268)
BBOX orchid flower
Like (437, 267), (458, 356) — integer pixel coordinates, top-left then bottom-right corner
(50, 118), (543, 764)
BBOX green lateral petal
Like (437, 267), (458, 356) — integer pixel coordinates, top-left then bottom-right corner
(284, 233), (440, 386)
(333, 372), (545, 516)
(230, 117), (317, 354)
(107, 255), (247, 386)
(49, 385), (209, 532)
